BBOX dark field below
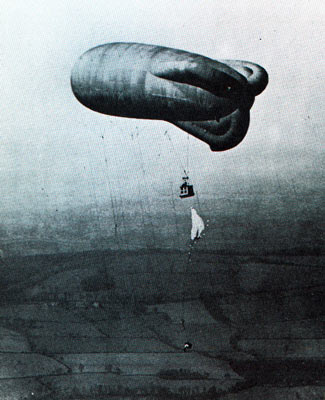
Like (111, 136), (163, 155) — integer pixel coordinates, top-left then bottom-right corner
(0, 249), (324, 399)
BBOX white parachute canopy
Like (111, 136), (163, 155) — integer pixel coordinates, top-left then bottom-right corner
(191, 207), (205, 241)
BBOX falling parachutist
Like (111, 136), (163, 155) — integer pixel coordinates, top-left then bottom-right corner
(184, 342), (192, 352)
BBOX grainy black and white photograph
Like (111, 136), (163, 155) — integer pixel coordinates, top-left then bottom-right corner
(1, 1), (324, 399)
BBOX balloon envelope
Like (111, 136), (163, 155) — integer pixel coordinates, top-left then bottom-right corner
(71, 43), (268, 151)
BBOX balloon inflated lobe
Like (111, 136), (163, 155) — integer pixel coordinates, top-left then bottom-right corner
(71, 42), (268, 151)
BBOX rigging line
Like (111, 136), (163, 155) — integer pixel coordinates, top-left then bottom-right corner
(84, 140), (103, 233)
(160, 132), (197, 331)
(169, 182), (182, 251)
(128, 130), (151, 251)
(89, 127), (130, 302)
(84, 138), (113, 282)
(139, 198), (149, 250)
(133, 127), (157, 246)
(117, 191), (129, 251)
(99, 134), (121, 249)
(195, 188), (202, 212)
(182, 210), (196, 333)
(106, 121), (135, 251)
(164, 130), (187, 175)
(155, 129), (184, 251)
(133, 128), (161, 284)
(195, 190), (209, 252)
(186, 134), (190, 175)
(154, 129), (181, 198)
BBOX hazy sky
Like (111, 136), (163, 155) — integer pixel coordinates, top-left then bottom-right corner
(1, 0), (324, 213)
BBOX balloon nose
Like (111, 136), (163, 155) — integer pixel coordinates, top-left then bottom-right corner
(71, 54), (90, 92)
(71, 45), (105, 101)
(70, 56), (86, 101)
